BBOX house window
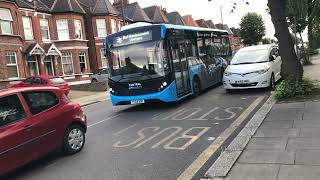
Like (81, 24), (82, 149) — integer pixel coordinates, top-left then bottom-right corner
(74, 19), (82, 39)
(111, 19), (117, 34)
(40, 18), (50, 40)
(61, 52), (74, 75)
(56, 19), (69, 40)
(100, 48), (108, 68)
(6, 52), (19, 79)
(79, 52), (86, 73)
(96, 19), (106, 37)
(22, 16), (34, 40)
(0, 8), (13, 35)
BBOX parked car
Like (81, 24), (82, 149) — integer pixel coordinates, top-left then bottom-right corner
(91, 68), (109, 83)
(223, 45), (282, 92)
(0, 87), (87, 175)
(11, 76), (70, 95)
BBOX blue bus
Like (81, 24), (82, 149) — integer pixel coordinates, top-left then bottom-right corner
(104, 23), (231, 105)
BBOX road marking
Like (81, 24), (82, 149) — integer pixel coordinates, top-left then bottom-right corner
(113, 124), (137, 136)
(88, 114), (121, 128)
(177, 96), (264, 180)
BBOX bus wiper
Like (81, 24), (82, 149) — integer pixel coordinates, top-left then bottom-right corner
(232, 62), (255, 65)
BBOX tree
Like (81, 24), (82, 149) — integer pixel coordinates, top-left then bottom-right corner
(307, 0), (320, 50)
(239, 13), (266, 45)
(268, 0), (303, 80)
(262, 38), (272, 44)
(213, 0), (303, 80)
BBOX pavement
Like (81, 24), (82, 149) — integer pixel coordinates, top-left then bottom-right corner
(204, 100), (320, 180)
(68, 90), (109, 106)
(303, 54), (320, 82)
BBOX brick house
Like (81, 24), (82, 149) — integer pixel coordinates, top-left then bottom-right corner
(182, 15), (199, 27)
(166, 11), (186, 26)
(196, 19), (209, 28)
(79, 0), (123, 72)
(143, 5), (169, 24)
(206, 20), (217, 29)
(113, 0), (152, 23)
(0, 0), (91, 88)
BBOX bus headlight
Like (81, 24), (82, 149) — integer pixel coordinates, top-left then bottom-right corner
(162, 82), (168, 87)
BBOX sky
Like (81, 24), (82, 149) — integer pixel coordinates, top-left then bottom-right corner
(128, 0), (308, 40)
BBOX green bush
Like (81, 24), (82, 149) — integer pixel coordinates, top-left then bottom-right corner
(274, 78), (317, 100)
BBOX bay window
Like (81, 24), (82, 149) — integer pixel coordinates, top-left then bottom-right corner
(0, 8), (13, 35)
(6, 52), (18, 79)
(96, 19), (106, 37)
(56, 19), (69, 40)
(74, 19), (82, 39)
(61, 52), (74, 75)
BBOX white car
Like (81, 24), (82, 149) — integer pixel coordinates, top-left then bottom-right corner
(223, 45), (282, 92)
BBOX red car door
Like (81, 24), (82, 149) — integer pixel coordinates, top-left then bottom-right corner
(21, 91), (62, 159)
(0, 94), (33, 175)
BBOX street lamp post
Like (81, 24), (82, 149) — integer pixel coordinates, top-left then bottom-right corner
(220, 6), (224, 25)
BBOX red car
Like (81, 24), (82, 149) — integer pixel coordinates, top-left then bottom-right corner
(0, 87), (87, 175)
(12, 76), (70, 95)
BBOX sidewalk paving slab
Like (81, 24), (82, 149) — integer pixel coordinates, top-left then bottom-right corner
(259, 120), (294, 129)
(246, 137), (288, 150)
(277, 165), (320, 180)
(286, 138), (320, 150)
(299, 128), (320, 137)
(238, 150), (295, 164)
(295, 150), (320, 165)
(254, 128), (299, 138)
(293, 120), (320, 128)
(225, 163), (279, 180)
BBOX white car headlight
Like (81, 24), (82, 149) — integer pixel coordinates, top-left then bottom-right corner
(224, 71), (232, 76)
(253, 68), (269, 74)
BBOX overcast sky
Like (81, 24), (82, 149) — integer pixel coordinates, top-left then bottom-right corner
(127, 0), (308, 40)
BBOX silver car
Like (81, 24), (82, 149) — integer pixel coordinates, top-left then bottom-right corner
(91, 68), (109, 83)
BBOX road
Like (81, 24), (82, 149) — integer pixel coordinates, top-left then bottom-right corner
(4, 86), (269, 180)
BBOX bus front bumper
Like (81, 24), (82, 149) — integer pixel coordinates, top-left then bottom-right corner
(110, 81), (178, 106)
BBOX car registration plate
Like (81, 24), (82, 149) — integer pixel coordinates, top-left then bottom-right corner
(131, 100), (145, 104)
(235, 80), (249, 84)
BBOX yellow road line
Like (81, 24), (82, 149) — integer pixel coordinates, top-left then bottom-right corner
(177, 96), (264, 180)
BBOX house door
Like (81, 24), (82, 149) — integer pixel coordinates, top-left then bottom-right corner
(27, 56), (39, 76)
(44, 56), (54, 75)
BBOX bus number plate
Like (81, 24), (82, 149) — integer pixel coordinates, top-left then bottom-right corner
(131, 100), (145, 104)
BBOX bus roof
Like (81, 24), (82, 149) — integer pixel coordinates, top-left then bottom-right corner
(107, 23), (229, 39)
(160, 23), (229, 34)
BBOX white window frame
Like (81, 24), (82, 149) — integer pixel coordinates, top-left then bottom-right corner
(100, 48), (108, 68)
(111, 19), (117, 34)
(61, 52), (74, 75)
(74, 19), (83, 39)
(22, 16), (34, 40)
(56, 19), (69, 40)
(6, 52), (19, 79)
(96, 19), (107, 37)
(79, 52), (87, 73)
(40, 18), (50, 41)
(0, 8), (13, 35)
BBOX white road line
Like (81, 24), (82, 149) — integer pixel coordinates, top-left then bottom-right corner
(113, 124), (137, 136)
(88, 114), (121, 128)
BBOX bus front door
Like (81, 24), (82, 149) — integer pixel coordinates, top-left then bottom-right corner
(172, 40), (191, 97)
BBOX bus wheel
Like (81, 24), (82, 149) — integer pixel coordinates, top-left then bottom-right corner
(193, 78), (201, 97)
